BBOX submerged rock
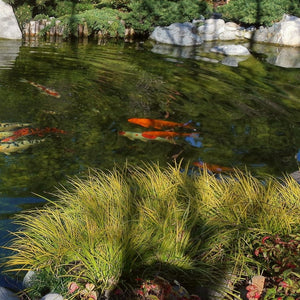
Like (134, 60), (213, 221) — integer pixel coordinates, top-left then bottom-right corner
(210, 44), (250, 56)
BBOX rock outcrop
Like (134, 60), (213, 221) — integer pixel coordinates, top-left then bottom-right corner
(0, 0), (22, 39)
(253, 15), (300, 47)
(149, 22), (202, 46)
(149, 15), (300, 48)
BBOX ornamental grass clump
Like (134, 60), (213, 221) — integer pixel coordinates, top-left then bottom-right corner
(1, 163), (300, 299)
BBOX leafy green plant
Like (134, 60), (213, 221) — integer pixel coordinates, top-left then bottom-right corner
(14, 3), (33, 27)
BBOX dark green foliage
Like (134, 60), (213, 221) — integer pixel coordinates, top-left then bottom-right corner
(14, 3), (33, 26)
(53, 1), (95, 18)
(124, 0), (212, 34)
(80, 8), (125, 37)
(59, 8), (125, 37)
(217, 0), (300, 26)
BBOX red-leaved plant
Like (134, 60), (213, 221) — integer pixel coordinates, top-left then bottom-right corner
(134, 276), (201, 300)
(253, 234), (300, 300)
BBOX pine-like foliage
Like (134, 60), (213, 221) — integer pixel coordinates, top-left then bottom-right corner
(217, 0), (300, 26)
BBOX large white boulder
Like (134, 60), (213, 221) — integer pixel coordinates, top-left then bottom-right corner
(0, 0), (22, 39)
(253, 14), (300, 46)
(149, 22), (202, 46)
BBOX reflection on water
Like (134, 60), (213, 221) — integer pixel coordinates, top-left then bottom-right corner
(151, 40), (300, 68)
(0, 39), (299, 256)
(0, 39), (22, 70)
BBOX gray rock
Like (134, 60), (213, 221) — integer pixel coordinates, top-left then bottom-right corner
(41, 293), (64, 300)
(290, 171), (300, 184)
(224, 22), (240, 31)
(253, 14), (300, 46)
(210, 44), (250, 56)
(0, 287), (20, 300)
(198, 18), (225, 35)
(149, 22), (202, 46)
(23, 270), (36, 288)
(0, 0), (22, 39)
(218, 30), (238, 40)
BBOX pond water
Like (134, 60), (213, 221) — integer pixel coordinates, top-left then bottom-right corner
(0, 37), (299, 264)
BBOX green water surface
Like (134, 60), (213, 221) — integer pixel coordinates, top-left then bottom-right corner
(0, 38), (299, 252)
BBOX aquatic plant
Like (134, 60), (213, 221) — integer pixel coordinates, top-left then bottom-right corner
(1, 163), (300, 298)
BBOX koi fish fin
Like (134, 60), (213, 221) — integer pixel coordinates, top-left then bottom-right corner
(4, 152), (11, 155)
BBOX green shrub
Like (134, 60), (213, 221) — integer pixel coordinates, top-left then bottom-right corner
(124, 0), (212, 35)
(14, 3), (33, 27)
(80, 8), (125, 37)
(54, 1), (95, 18)
(58, 8), (125, 37)
(95, 0), (131, 10)
(217, 0), (300, 26)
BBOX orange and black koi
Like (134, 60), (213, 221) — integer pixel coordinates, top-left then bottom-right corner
(193, 161), (234, 173)
(21, 79), (61, 98)
(1, 127), (66, 142)
(128, 118), (194, 130)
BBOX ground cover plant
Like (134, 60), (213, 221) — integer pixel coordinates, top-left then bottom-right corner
(1, 163), (300, 299)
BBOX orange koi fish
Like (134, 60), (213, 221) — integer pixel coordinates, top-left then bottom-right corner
(141, 131), (197, 138)
(1, 127), (66, 142)
(119, 131), (173, 143)
(193, 161), (234, 173)
(128, 118), (194, 130)
(21, 79), (61, 98)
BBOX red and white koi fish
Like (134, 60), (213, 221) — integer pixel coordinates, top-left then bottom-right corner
(0, 122), (31, 132)
(0, 139), (45, 155)
(141, 131), (198, 138)
(0, 131), (15, 139)
(1, 127), (66, 142)
(128, 118), (194, 130)
(119, 131), (174, 143)
(193, 161), (234, 173)
(21, 79), (61, 98)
